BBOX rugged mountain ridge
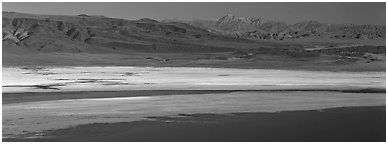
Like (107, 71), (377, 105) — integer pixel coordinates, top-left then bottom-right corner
(2, 11), (385, 71)
(3, 11), (252, 54)
(167, 14), (386, 41)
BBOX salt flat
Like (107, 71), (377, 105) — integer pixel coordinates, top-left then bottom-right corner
(2, 66), (385, 93)
(2, 66), (386, 139)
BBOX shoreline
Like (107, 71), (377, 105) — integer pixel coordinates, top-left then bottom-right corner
(2, 64), (386, 72)
(3, 88), (386, 104)
(3, 90), (385, 137)
(4, 105), (385, 142)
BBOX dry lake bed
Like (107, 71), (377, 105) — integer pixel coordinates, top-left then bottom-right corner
(2, 66), (386, 141)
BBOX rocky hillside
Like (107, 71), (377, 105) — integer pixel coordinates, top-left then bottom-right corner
(2, 12), (385, 71)
(3, 11), (256, 54)
(167, 14), (386, 41)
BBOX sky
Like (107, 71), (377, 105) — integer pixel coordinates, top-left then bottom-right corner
(2, 2), (386, 25)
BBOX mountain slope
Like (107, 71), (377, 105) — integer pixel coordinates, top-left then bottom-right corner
(2, 12), (385, 71)
(167, 14), (386, 41)
(3, 11), (260, 54)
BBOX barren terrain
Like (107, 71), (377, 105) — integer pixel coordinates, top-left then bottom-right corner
(2, 11), (386, 141)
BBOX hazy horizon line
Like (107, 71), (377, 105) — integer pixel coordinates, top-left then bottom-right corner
(3, 10), (386, 26)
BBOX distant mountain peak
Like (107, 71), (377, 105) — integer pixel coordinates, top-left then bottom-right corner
(215, 14), (264, 31)
(218, 14), (262, 25)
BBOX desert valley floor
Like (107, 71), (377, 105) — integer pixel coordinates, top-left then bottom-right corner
(2, 66), (386, 141)
(1, 8), (386, 141)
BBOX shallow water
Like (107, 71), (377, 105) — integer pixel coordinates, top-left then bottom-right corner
(3, 91), (385, 137)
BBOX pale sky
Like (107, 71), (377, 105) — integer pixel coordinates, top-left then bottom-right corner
(2, 2), (386, 25)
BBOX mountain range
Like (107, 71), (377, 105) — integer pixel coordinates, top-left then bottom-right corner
(2, 11), (385, 71)
(165, 14), (385, 40)
(3, 11), (250, 53)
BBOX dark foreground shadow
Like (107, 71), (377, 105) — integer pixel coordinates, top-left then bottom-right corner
(4, 106), (385, 142)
